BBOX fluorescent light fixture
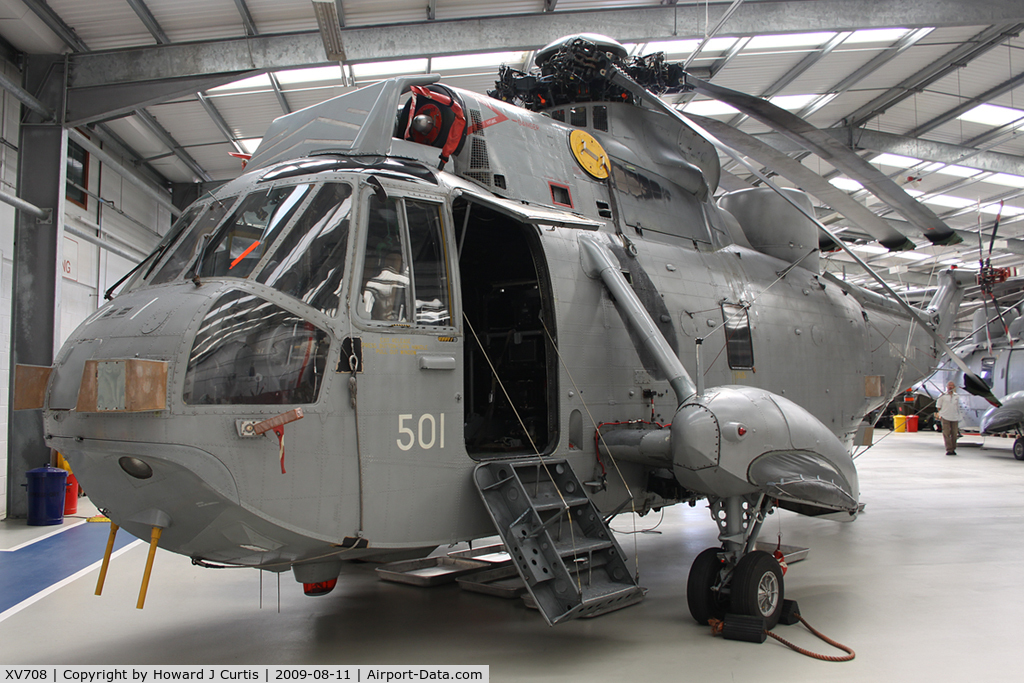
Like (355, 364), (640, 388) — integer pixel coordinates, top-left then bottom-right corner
(209, 74), (272, 93)
(745, 32), (836, 50)
(958, 103), (1024, 127)
(275, 65), (344, 85)
(768, 94), (820, 111)
(351, 58), (429, 78)
(432, 51), (527, 70)
(873, 153), (923, 168)
(845, 28), (914, 44)
(239, 138), (262, 154)
(681, 100), (739, 116)
(829, 177), (864, 192)
(983, 173), (1024, 188)
(311, 0), (345, 61)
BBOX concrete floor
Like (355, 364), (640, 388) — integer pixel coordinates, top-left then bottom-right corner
(2, 429), (1023, 680)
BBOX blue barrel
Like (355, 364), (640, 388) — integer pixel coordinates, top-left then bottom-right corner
(26, 466), (69, 526)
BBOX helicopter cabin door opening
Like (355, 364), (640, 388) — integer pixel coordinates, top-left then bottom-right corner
(454, 199), (558, 458)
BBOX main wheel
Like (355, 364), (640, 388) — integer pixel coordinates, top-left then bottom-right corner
(687, 547), (729, 625)
(730, 550), (785, 629)
(1014, 437), (1024, 461)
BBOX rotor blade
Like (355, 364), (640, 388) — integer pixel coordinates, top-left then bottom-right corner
(683, 75), (961, 247)
(988, 200), (1005, 257)
(598, 63), (997, 405)
(685, 114), (915, 252)
(677, 114), (1002, 407)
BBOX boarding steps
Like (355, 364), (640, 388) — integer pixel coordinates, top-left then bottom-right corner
(474, 459), (644, 625)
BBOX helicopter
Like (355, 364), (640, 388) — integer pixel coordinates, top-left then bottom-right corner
(21, 34), (995, 630)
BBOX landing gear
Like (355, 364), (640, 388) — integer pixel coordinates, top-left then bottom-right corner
(686, 495), (786, 626)
(731, 550), (784, 628)
(686, 547), (728, 625)
(1014, 436), (1024, 461)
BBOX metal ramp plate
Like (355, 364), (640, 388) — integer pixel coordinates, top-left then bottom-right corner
(474, 459), (644, 625)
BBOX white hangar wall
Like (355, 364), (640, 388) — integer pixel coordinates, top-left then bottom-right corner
(0, 55), (171, 519)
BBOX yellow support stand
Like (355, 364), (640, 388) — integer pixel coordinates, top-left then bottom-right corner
(136, 526), (163, 609)
(95, 521), (119, 596)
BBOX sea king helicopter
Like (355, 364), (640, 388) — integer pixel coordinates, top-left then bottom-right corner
(25, 34), (1001, 629)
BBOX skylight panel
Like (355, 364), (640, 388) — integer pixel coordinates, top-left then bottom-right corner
(209, 74), (272, 93)
(829, 177), (864, 191)
(958, 104), (1024, 127)
(432, 51), (527, 70)
(852, 244), (888, 255)
(845, 28), (916, 44)
(917, 194), (976, 210)
(894, 251), (931, 261)
(644, 39), (700, 55)
(351, 59), (429, 78)
(239, 138), (262, 154)
(981, 202), (1024, 217)
(745, 32), (836, 50)
(920, 163), (982, 178)
(769, 94), (820, 111)
(275, 65), (344, 85)
(983, 173), (1024, 188)
(873, 153), (923, 168)
(680, 100), (739, 116)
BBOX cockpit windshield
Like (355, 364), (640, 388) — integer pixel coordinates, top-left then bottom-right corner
(141, 181), (355, 317)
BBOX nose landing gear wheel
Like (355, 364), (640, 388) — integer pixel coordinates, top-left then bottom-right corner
(1014, 436), (1024, 461)
(730, 550), (785, 628)
(687, 547), (729, 625)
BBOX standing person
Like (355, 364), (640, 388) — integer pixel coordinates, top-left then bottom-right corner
(935, 381), (963, 455)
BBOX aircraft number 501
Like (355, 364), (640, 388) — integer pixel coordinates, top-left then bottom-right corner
(397, 413), (446, 451)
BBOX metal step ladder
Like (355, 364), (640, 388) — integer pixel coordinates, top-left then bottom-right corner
(474, 458), (644, 625)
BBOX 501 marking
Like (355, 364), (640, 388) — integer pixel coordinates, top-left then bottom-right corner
(397, 413), (446, 451)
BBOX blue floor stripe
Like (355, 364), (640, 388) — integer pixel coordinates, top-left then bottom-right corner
(0, 522), (137, 613)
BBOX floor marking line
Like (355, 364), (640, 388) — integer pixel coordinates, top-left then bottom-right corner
(0, 539), (143, 623)
(0, 519), (88, 552)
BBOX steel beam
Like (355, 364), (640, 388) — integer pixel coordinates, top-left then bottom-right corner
(0, 69), (54, 120)
(6, 121), (66, 518)
(21, 0), (88, 52)
(233, 0), (259, 36)
(125, 0), (171, 44)
(68, 1), (1024, 89)
(196, 92), (245, 155)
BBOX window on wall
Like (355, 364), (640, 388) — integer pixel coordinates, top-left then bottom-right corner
(66, 139), (89, 210)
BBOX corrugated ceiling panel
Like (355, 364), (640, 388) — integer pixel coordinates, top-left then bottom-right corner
(435, 0), (543, 21)
(47, 0), (153, 50)
(244, 0), (318, 34)
(148, 1), (246, 44)
(436, 73), (499, 96)
(283, 86), (359, 111)
(338, 0), (429, 27)
(842, 43), (957, 91)
(871, 90), (961, 135)
(146, 100), (227, 146)
(804, 90), (881, 129)
(184, 142), (245, 181)
(791, 48), (892, 96)
(207, 92), (289, 139)
(927, 43), (1019, 103)
(711, 53), (808, 95)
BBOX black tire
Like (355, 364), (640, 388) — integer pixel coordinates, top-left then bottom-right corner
(687, 547), (728, 625)
(730, 550), (785, 629)
(1014, 437), (1024, 461)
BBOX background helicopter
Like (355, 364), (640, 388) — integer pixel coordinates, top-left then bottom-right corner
(22, 33), (993, 631)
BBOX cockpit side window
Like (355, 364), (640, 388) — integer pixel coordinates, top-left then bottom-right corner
(197, 184), (312, 279)
(124, 203), (203, 292)
(256, 183), (354, 317)
(150, 198), (235, 284)
(358, 194), (451, 327)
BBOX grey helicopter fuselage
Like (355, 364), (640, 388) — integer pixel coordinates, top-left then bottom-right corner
(41, 75), (945, 583)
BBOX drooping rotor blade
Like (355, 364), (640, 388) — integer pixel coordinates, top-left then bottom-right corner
(988, 200), (1005, 257)
(685, 114), (915, 252)
(599, 63), (997, 405)
(683, 75), (962, 247)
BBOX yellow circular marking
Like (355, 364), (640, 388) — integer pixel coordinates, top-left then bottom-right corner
(569, 129), (610, 179)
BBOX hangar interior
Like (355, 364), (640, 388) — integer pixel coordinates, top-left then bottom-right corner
(1, 0), (1024, 676)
